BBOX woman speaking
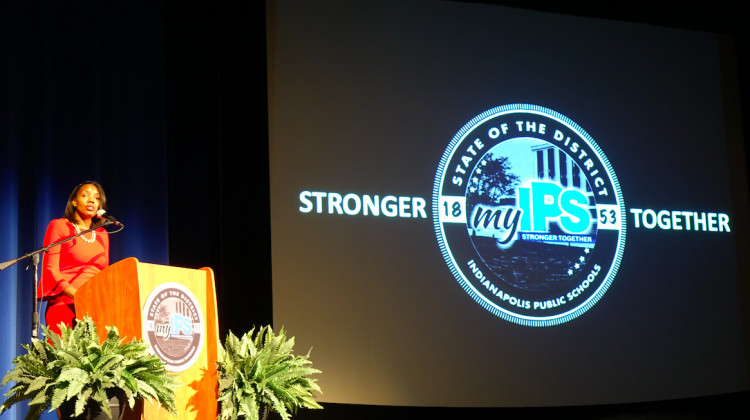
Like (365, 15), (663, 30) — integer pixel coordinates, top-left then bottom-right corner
(38, 181), (110, 335)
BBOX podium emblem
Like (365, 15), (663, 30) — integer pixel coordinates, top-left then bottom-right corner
(143, 282), (206, 371)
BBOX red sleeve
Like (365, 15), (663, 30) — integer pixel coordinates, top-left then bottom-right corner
(100, 228), (110, 269)
(38, 219), (71, 299)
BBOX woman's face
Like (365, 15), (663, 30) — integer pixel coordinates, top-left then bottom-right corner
(71, 184), (101, 221)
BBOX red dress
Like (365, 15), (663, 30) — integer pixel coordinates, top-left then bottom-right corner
(38, 218), (109, 335)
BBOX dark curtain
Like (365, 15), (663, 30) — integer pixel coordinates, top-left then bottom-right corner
(0, 3), (270, 418)
(164, 1), (271, 339)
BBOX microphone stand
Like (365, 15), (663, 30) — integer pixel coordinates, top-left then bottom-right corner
(0, 220), (116, 341)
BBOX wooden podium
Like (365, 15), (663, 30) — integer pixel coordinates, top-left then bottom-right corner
(75, 258), (219, 420)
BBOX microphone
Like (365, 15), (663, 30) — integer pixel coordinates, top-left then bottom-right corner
(97, 209), (122, 226)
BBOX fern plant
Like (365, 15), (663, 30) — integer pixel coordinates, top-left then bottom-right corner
(216, 326), (322, 420)
(0, 316), (179, 419)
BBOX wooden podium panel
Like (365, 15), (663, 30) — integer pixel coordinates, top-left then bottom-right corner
(75, 258), (219, 420)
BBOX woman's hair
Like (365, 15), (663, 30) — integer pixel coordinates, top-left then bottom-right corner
(64, 181), (108, 228)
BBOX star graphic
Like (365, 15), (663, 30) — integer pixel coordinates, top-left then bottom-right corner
(579, 256), (586, 263)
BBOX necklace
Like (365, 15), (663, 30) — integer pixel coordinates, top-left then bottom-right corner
(72, 222), (96, 243)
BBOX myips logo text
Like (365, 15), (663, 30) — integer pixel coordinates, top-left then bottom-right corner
(433, 104), (625, 326)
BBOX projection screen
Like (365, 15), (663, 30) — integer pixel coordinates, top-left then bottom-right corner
(268, 0), (749, 407)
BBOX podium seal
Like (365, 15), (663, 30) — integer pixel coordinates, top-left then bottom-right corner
(142, 282), (205, 371)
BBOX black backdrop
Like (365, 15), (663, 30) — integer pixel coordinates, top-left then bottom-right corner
(2, 1), (749, 419)
(164, 1), (273, 339)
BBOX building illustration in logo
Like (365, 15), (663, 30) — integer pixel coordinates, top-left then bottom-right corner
(433, 104), (626, 326)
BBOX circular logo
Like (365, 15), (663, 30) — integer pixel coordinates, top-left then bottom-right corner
(142, 283), (205, 371)
(433, 104), (626, 326)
